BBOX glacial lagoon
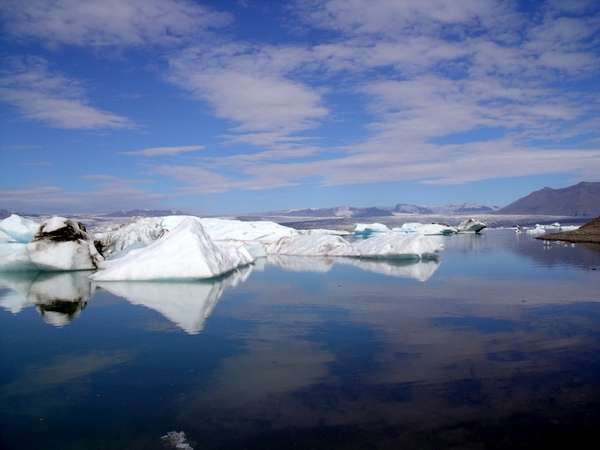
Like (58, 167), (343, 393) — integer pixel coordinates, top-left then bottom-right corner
(1, 229), (599, 449)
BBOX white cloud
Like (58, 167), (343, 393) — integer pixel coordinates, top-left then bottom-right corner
(0, 0), (232, 48)
(120, 145), (205, 157)
(0, 56), (134, 129)
(168, 49), (329, 138)
(0, 178), (167, 213)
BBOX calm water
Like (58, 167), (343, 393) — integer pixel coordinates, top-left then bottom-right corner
(1, 230), (599, 449)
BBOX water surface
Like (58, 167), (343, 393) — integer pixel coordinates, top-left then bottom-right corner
(1, 230), (599, 449)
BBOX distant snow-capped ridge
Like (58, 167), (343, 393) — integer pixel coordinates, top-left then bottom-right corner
(104, 209), (187, 217)
(277, 203), (498, 217)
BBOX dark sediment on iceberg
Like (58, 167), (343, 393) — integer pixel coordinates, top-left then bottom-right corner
(537, 216), (600, 244)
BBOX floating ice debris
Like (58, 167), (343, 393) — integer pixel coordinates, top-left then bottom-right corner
(161, 431), (194, 450)
(91, 218), (254, 281)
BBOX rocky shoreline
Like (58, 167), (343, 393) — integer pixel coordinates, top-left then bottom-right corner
(537, 216), (600, 244)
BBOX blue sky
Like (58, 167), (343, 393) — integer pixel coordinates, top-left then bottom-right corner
(1, 0), (599, 215)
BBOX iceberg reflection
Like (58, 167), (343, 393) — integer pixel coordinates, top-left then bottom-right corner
(266, 255), (440, 281)
(0, 271), (94, 326)
(96, 265), (254, 334)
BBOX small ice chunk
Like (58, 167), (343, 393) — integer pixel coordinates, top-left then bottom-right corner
(354, 223), (392, 237)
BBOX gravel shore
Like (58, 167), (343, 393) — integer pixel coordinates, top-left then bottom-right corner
(537, 216), (600, 244)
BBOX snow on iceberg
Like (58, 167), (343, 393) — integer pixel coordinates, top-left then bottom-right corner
(0, 217), (103, 272)
(91, 217), (254, 281)
(0, 214), (40, 243)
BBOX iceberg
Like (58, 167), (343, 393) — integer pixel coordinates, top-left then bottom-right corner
(265, 233), (442, 259)
(331, 233), (443, 259)
(354, 223), (392, 237)
(393, 222), (457, 235)
(91, 218), (254, 281)
(0, 216), (103, 272)
(265, 234), (352, 256)
(456, 218), (487, 233)
(0, 214), (40, 243)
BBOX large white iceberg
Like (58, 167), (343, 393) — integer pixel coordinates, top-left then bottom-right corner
(91, 218), (254, 281)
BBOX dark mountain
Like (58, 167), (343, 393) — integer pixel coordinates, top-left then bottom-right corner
(0, 209), (11, 220)
(105, 209), (186, 217)
(496, 182), (600, 217)
(393, 203), (435, 214)
(454, 204), (496, 213)
(353, 207), (394, 217)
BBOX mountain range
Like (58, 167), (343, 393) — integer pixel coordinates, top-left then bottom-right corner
(495, 182), (600, 217)
(1, 182), (598, 220)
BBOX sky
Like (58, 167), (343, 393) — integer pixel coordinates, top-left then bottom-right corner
(1, 0), (599, 216)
